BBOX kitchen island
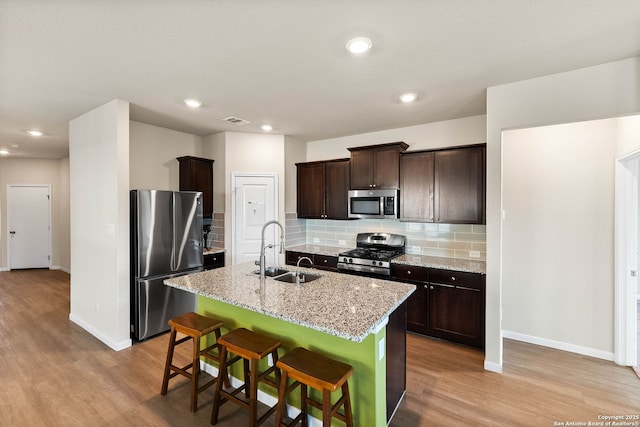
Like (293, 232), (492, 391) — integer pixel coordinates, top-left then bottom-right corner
(164, 261), (415, 426)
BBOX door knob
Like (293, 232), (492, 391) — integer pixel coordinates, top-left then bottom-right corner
(9, 231), (16, 234)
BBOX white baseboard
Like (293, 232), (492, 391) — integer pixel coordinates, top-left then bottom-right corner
(502, 330), (615, 361)
(201, 361), (323, 426)
(69, 313), (132, 351)
(0, 267), (9, 272)
(50, 266), (71, 274)
(484, 360), (503, 373)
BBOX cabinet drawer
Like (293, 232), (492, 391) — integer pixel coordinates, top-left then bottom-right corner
(429, 269), (482, 290)
(285, 251), (308, 265)
(204, 253), (224, 270)
(391, 264), (428, 282)
(314, 254), (338, 270)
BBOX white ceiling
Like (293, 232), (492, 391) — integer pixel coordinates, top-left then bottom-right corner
(2, 0), (640, 159)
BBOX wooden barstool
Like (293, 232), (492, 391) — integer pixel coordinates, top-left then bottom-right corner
(274, 347), (354, 427)
(160, 312), (227, 412)
(211, 328), (281, 426)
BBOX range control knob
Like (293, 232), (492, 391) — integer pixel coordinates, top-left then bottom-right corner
(349, 258), (353, 263)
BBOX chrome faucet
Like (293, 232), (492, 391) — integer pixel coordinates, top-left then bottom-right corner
(295, 257), (313, 286)
(259, 220), (284, 282)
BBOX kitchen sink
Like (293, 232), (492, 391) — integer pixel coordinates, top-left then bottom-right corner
(253, 267), (289, 277)
(273, 272), (322, 284)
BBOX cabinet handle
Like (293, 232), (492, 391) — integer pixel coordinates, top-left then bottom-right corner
(407, 270), (411, 275)
(430, 285), (433, 290)
(451, 276), (456, 281)
(424, 285), (428, 289)
(323, 259), (327, 263)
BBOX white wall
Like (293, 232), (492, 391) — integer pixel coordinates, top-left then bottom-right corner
(486, 56), (640, 371)
(129, 121), (203, 190)
(284, 135), (306, 213)
(502, 119), (618, 357)
(203, 132), (226, 213)
(69, 99), (131, 350)
(0, 158), (70, 271)
(307, 115), (486, 161)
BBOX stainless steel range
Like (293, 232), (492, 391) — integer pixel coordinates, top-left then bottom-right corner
(338, 232), (406, 276)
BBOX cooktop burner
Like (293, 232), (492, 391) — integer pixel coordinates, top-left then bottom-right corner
(339, 247), (402, 262)
(337, 232), (406, 276)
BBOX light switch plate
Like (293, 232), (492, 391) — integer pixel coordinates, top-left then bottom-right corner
(469, 251), (481, 258)
(338, 240), (346, 246)
(313, 238), (320, 243)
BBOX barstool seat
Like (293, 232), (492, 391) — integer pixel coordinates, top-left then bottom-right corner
(211, 328), (281, 426)
(160, 312), (226, 412)
(275, 347), (354, 427)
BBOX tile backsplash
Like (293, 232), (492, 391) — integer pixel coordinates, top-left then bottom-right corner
(285, 212), (486, 260)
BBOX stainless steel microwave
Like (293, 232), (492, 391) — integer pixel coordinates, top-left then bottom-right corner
(348, 189), (398, 219)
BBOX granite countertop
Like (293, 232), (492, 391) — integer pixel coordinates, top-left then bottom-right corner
(164, 261), (415, 343)
(203, 247), (225, 256)
(286, 244), (486, 274)
(392, 254), (486, 274)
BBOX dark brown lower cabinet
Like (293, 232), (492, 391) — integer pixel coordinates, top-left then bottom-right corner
(392, 265), (485, 348)
(285, 251), (338, 272)
(427, 269), (485, 349)
(386, 302), (407, 422)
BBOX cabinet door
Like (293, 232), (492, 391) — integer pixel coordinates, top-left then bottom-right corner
(324, 160), (350, 219)
(296, 163), (325, 218)
(391, 264), (428, 333)
(428, 282), (484, 348)
(178, 156), (214, 218)
(373, 146), (402, 189)
(434, 147), (485, 224)
(349, 149), (374, 189)
(400, 151), (434, 221)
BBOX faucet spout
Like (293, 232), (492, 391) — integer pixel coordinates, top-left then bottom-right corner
(295, 257), (313, 286)
(259, 220), (285, 282)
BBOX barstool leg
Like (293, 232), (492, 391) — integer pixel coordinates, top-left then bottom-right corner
(190, 335), (200, 412)
(342, 382), (354, 427)
(249, 358), (259, 427)
(211, 345), (228, 425)
(274, 370), (288, 427)
(301, 383), (308, 427)
(161, 327), (177, 395)
(322, 389), (332, 426)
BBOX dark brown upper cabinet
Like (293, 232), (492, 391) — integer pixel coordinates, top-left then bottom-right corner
(400, 144), (485, 224)
(296, 158), (350, 219)
(177, 156), (214, 218)
(348, 142), (408, 189)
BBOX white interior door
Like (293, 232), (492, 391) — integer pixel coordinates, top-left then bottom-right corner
(8, 185), (51, 269)
(231, 174), (278, 265)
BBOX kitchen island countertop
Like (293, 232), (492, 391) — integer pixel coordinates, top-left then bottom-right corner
(164, 261), (415, 342)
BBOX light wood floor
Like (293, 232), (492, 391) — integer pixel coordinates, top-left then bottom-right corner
(1, 270), (638, 426)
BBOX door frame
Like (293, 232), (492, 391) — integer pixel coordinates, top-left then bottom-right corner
(614, 150), (639, 366)
(6, 184), (52, 271)
(230, 173), (279, 265)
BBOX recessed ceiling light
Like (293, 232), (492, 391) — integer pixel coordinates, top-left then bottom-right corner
(261, 124), (273, 131)
(184, 99), (202, 108)
(0, 149), (9, 155)
(399, 93), (418, 103)
(27, 130), (43, 136)
(345, 37), (372, 54)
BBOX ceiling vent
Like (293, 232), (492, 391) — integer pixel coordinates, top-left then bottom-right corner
(221, 116), (250, 125)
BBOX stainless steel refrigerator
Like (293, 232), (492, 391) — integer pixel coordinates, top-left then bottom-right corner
(130, 189), (203, 341)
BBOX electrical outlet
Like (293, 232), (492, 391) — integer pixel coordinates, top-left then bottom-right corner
(378, 337), (385, 361)
(469, 251), (481, 258)
(267, 354), (273, 367)
(410, 246), (421, 253)
(313, 238), (320, 243)
(338, 240), (346, 246)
